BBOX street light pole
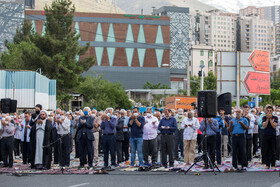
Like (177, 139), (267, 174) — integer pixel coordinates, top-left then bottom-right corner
(200, 65), (205, 90)
(187, 60), (190, 96)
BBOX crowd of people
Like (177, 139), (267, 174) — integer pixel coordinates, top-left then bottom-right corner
(0, 103), (279, 171)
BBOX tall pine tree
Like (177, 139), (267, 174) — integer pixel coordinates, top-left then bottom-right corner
(0, 0), (95, 103)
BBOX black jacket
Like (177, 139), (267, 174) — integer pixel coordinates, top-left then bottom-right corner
(116, 118), (124, 141)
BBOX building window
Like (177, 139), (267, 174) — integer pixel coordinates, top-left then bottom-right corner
(200, 60), (204, 66)
(209, 60), (213, 67)
(273, 65), (277, 71)
(200, 50), (204, 56)
(209, 51), (213, 57)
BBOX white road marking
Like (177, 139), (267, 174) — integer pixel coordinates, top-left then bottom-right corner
(68, 183), (90, 187)
(270, 182), (280, 187)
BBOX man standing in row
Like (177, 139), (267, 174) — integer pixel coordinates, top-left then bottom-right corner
(143, 107), (159, 166)
(262, 105), (278, 169)
(174, 108), (184, 160)
(199, 117), (219, 169)
(30, 110), (53, 170)
(77, 107), (94, 168)
(181, 111), (200, 165)
(129, 107), (145, 167)
(20, 111), (31, 164)
(158, 109), (177, 168)
(101, 108), (117, 168)
(1, 116), (15, 168)
(56, 111), (71, 167)
(229, 109), (248, 170)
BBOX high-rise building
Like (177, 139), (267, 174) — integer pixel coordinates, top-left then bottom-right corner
(238, 17), (275, 54)
(239, 6), (264, 19)
(263, 5), (280, 25)
(199, 11), (237, 52)
(276, 24), (280, 55)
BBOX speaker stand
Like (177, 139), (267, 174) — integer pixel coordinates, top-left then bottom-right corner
(184, 117), (221, 175)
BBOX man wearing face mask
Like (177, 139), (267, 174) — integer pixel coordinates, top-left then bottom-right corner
(77, 107), (94, 168)
(158, 109), (177, 168)
(56, 111), (71, 167)
(101, 108), (117, 169)
(128, 107), (145, 167)
(1, 116), (15, 168)
(262, 105), (278, 169)
(181, 111), (200, 165)
(174, 108), (185, 161)
(143, 107), (159, 166)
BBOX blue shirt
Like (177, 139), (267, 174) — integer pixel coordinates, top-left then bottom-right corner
(158, 117), (177, 134)
(230, 117), (249, 134)
(199, 118), (219, 136)
(214, 115), (224, 133)
(128, 115), (145, 138)
(221, 116), (230, 135)
(101, 117), (117, 134)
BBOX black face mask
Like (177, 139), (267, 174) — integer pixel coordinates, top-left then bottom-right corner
(36, 110), (40, 115)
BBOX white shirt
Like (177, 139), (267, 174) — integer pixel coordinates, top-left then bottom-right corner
(248, 114), (254, 135)
(181, 117), (200, 140)
(143, 115), (159, 140)
(56, 117), (70, 135)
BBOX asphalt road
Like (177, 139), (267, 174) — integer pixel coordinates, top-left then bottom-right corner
(0, 171), (279, 187)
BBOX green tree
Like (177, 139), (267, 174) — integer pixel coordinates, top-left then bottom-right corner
(143, 81), (171, 89)
(0, 0), (95, 104)
(204, 71), (217, 90)
(79, 75), (132, 110)
(190, 75), (200, 96)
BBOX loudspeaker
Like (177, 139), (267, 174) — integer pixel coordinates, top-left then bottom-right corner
(10, 100), (17, 113)
(197, 90), (217, 118)
(218, 92), (232, 115)
(1, 98), (11, 113)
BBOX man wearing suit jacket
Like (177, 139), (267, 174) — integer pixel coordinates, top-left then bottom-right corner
(77, 107), (94, 168)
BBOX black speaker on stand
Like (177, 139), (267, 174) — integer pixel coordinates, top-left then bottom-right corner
(185, 90), (220, 175)
(217, 92), (232, 114)
(1, 98), (11, 113)
(197, 90), (217, 118)
(10, 100), (17, 113)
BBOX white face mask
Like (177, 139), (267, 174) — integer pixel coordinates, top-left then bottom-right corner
(147, 113), (152, 117)
(133, 113), (138, 117)
(91, 114), (96, 118)
(60, 116), (65, 120)
(276, 112), (280, 116)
